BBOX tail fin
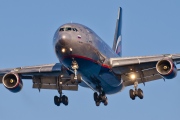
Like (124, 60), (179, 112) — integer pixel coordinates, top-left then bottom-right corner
(112, 7), (122, 56)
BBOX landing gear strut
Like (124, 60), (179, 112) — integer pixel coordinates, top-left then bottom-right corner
(70, 60), (82, 83)
(54, 75), (69, 106)
(93, 87), (108, 106)
(129, 81), (144, 100)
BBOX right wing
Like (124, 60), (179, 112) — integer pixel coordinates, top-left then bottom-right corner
(110, 54), (180, 86)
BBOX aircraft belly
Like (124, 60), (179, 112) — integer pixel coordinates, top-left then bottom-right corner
(77, 61), (124, 94)
(97, 68), (123, 94)
(55, 35), (123, 94)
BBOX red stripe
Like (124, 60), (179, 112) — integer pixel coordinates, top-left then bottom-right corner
(62, 55), (111, 69)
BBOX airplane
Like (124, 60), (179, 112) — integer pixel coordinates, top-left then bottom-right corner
(0, 7), (180, 107)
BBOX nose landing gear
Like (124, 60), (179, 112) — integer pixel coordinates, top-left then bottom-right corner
(70, 60), (82, 84)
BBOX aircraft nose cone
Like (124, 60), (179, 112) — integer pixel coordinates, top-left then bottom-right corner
(59, 33), (71, 46)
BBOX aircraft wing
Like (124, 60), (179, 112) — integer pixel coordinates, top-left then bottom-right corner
(110, 54), (180, 86)
(0, 63), (78, 91)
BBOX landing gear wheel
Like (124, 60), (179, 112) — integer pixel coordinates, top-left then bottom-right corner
(102, 91), (105, 96)
(54, 96), (58, 105)
(77, 74), (82, 83)
(129, 89), (135, 100)
(137, 88), (143, 99)
(62, 95), (68, 106)
(65, 96), (68, 106)
(93, 90), (108, 106)
(95, 101), (100, 106)
(104, 98), (108, 106)
(70, 74), (75, 84)
(94, 92), (98, 102)
(54, 96), (60, 106)
(101, 92), (106, 101)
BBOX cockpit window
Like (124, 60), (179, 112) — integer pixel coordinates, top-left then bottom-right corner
(59, 28), (64, 31)
(59, 27), (78, 32)
(72, 28), (78, 31)
(65, 27), (71, 31)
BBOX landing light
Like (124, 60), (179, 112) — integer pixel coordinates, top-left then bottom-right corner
(62, 48), (66, 53)
(130, 74), (136, 80)
(62, 35), (66, 39)
(69, 48), (72, 51)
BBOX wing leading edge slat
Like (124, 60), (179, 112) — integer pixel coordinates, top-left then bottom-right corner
(0, 63), (62, 76)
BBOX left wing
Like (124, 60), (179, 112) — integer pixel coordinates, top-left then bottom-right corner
(110, 54), (180, 86)
(0, 63), (79, 91)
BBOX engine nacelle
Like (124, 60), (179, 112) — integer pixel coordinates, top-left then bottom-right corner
(156, 59), (177, 79)
(2, 73), (23, 93)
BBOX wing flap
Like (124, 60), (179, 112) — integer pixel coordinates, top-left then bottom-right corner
(122, 67), (162, 86)
(32, 76), (78, 91)
(33, 84), (57, 90)
(32, 84), (78, 91)
(122, 68), (159, 80)
(33, 76), (57, 84)
(123, 74), (162, 86)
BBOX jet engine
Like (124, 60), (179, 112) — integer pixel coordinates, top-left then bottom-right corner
(156, 59), (177, 79)
(2, 73), (23, 93)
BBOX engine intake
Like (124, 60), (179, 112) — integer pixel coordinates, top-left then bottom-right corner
(2, 73), (23, 93)
(156, 59), (177, 79)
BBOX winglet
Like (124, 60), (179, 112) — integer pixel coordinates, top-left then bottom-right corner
(112, 7), (122, 56)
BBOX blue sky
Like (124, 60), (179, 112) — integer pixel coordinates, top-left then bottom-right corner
(0, 0), (180, 120)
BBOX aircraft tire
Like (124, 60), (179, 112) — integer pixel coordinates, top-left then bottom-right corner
(102, 91), (105, 96)
(54, 96), (60, 106)
(95, 101), (100, 106)
(101, 95), (106, 101)
(104, 99), (108, 106)
(100, 91), (107, 101)
(94, 92), (98, 101)
(137, 89), (143, 99)
(62, 95), (68, 106)
(129, 89), (135, 100)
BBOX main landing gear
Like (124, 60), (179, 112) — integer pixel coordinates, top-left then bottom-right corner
(93, 87), (108, 106)
(129, 81), (144, 100)
(54, 60), (82, 106)
(54, 91), (68, 106)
